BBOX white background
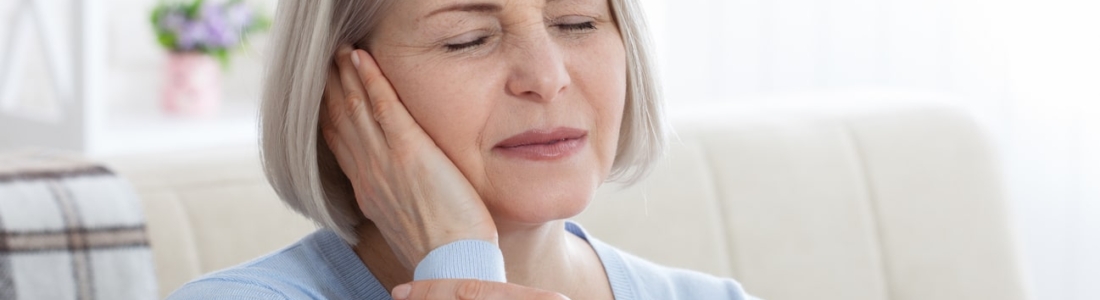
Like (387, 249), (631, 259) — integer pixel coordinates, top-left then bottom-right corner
(638, 0), (1099, 299)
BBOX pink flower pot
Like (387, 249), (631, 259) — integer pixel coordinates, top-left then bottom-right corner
(162, 53), (221, 117)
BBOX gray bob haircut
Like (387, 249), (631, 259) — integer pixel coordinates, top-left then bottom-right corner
(260, 0), (668, 244)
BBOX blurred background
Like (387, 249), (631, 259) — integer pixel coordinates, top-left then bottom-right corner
(0, 0), (1097, 299)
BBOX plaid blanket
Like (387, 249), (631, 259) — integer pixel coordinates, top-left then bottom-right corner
(0, 151), (156, 300)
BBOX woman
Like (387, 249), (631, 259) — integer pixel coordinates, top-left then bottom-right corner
(170, 0), (758, 299)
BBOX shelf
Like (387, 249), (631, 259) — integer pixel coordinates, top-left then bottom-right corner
(89, 100), (259, 158)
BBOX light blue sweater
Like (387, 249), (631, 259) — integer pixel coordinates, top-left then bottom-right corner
(168, 222), (759, 300)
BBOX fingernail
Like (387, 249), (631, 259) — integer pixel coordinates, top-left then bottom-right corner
(350, 50), (361, 68)
(392, 284), (411, 299)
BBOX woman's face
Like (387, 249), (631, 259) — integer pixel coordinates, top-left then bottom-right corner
(368, 0), (626, 226)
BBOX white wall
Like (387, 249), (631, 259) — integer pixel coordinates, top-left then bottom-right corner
(104, 0), (276, 109)
(100, 0), (275, 109)
(1, 0), (277, 154)
(641, 0), (1100, 299)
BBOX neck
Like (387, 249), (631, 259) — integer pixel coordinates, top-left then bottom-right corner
(494, 219), (585, 289)
(353, 219), (605, 297)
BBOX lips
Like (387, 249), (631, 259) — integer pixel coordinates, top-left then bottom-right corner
(492, 127), (588, 161)
(494, 127), (588, 148)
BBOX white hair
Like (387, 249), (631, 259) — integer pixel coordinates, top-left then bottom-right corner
(260, 0), (668, 244)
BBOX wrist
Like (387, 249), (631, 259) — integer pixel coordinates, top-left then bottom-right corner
(414, 240), (507, 282)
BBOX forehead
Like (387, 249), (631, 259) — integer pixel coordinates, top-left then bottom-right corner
(370, 0), (610, 38)
(392, 0), (596, 18)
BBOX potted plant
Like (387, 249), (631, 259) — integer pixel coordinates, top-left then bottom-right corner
(151, 0), (269, 116)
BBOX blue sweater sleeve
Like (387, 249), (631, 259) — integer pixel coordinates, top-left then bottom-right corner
(413, 240), (507, 282)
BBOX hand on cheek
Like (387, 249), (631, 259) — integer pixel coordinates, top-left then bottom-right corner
(319, 45), (498, 272)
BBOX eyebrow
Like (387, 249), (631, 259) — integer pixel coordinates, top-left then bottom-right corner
(423, 2), (503, 20)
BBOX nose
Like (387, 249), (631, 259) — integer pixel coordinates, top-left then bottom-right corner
(505, 30), (571, 103)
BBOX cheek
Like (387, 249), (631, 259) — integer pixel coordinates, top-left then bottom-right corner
(590, 82), (625, 178)
(575, 36), (629, 175)
(377, 58), (495, 175)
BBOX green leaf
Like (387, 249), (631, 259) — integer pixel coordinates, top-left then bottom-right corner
(211, 49), (231, 70)
(150, 6), (163, 26)
(156, 33), (177, 50)
(186, 0), (204, 19)
(251, 14), (272, 32)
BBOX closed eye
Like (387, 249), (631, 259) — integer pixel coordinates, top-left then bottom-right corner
(556, 21), (596, 31)
(445, 36), (489, 52)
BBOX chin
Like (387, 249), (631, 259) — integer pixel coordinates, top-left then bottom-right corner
(482, 167), (604, 227)
(475, 131), (617, 227)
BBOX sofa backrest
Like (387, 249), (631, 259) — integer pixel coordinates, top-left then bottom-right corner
(106, 99), (1028, 300)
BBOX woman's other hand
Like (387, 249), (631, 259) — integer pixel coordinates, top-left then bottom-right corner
(320, 45), (498, 271)
(391, 280), (571, 300)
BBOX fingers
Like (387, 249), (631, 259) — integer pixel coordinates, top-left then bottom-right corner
(351, 49), (427, 149)
(334, 46), (388, 151)
(392, 280), (571, 300)
(322, 61), (369, 182)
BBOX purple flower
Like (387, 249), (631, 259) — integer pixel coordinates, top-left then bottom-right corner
(225, 3), (253, 32)
(204, 18), (238, 48)
(200, 0), (227, 17)
(177, 20), (209, 51)
(154, 0), (265, 52)
(160, 11), (187, 33)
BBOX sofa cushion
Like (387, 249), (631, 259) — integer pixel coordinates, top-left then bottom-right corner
(0, 151), (157, 300)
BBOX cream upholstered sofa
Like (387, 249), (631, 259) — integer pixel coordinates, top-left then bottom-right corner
(104, 94), (1030, 300)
